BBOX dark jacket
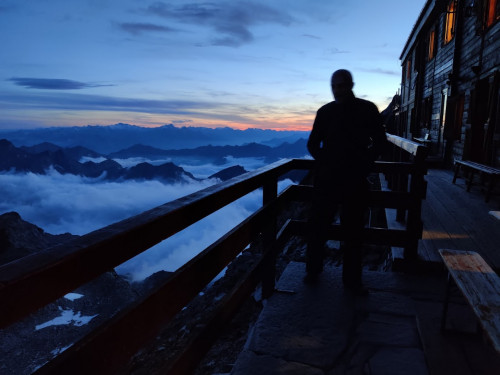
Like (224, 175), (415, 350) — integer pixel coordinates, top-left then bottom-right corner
(307, 96), (387, 181)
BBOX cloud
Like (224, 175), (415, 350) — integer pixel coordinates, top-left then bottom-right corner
(118, 22), (177, 35)
(171, 119), (193, 124)
(302, 34), (321, 40)
(0, 159), (294, 281)
(361, 68), (399, 76)
(327, 47), (350, 54)
(7, 77), (113, 90)
(0, 91), (254, 123)
(146, 1), (294, 47)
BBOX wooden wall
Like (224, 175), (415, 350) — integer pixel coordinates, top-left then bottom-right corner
(399, 0), (500, 166)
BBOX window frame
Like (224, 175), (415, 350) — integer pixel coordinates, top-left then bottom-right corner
(427, 27), (437, 61)
(487, 0), (500, 27)
(482, 0), (500, 29)
(444, 0), (457, 44)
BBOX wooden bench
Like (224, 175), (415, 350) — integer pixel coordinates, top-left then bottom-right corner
(439, 249), (500, 353)
(452, 159), (500, 202)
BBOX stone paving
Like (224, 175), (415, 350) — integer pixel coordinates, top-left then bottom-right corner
(232, 262), (440, 375)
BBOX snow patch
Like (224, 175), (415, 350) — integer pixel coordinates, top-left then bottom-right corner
(64, 293), (84, 301)
(35, 308), (98, 330)
(51, 344), (73, 356)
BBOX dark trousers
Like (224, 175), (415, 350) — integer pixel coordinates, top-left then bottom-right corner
(307, 176), (368, 286)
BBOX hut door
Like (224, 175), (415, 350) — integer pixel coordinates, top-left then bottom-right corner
(469, 78), (490, 162)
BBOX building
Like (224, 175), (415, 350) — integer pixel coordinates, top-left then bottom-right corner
(399, 0), (500, 166)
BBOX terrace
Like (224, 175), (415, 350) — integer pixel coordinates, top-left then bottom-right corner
(1, 134), (499, 374)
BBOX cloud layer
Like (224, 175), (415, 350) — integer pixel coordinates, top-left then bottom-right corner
(0, 157), (293, 281)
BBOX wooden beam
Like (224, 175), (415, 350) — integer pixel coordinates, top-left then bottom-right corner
(288, 220), (413, 247)
(386, 133), (426, 157)
(285, 185), (417, 210)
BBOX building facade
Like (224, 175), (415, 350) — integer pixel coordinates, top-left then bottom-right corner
(399, 0), (500, 166)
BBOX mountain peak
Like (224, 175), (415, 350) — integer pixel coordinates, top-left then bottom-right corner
(0, 211), (77, 266)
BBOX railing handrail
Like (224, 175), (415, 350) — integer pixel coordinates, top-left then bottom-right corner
(386, 133), (428, 161)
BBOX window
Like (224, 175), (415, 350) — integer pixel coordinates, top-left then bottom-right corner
(407, 59), (412, 80)
(485, 0), (500, 27)
(444, 0), (457, 44)
(427, 27), (437, 60)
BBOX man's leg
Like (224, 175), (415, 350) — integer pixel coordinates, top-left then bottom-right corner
(341, 181), (368, 289)
(306, 185), (338, 277)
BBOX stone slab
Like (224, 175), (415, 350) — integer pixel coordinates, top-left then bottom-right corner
(369, 347), (428, 375)
(232, 351), (324, 375)
(232, 262), (431, 374)
(244, 263), (356, 369)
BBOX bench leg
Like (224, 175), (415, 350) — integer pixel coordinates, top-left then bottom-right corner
(466, 171), (475, 192)
(485, 176), (496, 203)
(441, 273), (453, 331)
(452, 164), (460, 184)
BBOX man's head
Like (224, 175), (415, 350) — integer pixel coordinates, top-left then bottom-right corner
(331, 69), (354, 103)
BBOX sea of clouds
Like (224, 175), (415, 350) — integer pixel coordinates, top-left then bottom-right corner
(0, 157), (294, 281)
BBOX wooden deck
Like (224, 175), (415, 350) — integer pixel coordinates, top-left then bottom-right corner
(386, 168), (500, 272)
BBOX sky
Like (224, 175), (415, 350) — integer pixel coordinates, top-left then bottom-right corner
(0, 0), (427, 131)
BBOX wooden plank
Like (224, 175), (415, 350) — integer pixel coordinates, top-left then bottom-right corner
(288, 220), (411, 247)
(423, 169), (500, 269)
(373, 161), (427, 175)
(439, 249), (500, 353)
(291, 184), (417, 210)
(420, 183), (475, 261)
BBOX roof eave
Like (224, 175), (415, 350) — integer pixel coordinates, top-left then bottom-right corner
(400, 0), (437, 62)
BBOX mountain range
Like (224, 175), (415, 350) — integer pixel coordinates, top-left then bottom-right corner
(0, 136), (309, 183)
(0, 139), (198, 183)
(0, 123), (308, 154)
(107, 139), (308, 164)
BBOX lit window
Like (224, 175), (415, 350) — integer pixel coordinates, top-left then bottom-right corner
(485, 0), (500, 27)
(444, 0), (457, 44)
(428, 28), (437, 60)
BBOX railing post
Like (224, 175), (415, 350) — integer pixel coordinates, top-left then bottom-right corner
(396, 151), (410, 222)
(404, 148), (427, 261)
(261, 177), (278, 298)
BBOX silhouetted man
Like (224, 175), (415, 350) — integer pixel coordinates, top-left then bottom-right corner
(306, 69), (387, 295)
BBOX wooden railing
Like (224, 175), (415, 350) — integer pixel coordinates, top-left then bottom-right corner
(280, 134), (428, 262)
(0, 134), (427, 374)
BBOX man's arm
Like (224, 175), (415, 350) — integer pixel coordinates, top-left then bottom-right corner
(307, 110), (324, 160)
(369, 104), (388, 160)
